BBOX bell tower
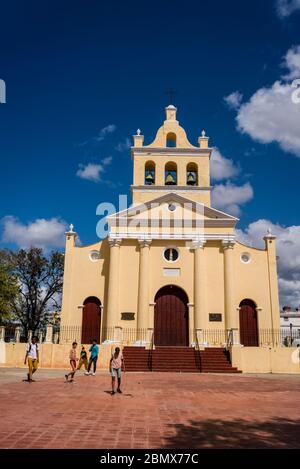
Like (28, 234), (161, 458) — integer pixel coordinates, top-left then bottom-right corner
(131, 105), (212, 206)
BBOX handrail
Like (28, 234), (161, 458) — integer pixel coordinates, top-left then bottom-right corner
(194, 330), (202, 372)
(147, 331), (154, 371)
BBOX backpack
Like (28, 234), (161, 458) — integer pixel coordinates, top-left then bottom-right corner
(28, 342), (38, 353)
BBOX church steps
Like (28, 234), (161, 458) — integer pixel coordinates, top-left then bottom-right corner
(123, 346), (242, 373)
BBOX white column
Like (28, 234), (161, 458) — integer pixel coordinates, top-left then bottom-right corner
(222, 241), (238, 332)
(137, 239), (151, 339)
(106, 239), (122, 334)
(193, 240), (206, 332)
(15, 326), (21, 343)
(45, 325), (53, 343)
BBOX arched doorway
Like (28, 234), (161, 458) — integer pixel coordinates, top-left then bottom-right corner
(239, 299), (259, 346)
(81, 296), (101, 344)
(154, 285), (189, 346)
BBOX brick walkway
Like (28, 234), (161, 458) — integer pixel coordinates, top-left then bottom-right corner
(0, 370), (300, 449)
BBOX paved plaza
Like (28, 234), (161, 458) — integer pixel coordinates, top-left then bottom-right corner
(0, 368), (300, 449)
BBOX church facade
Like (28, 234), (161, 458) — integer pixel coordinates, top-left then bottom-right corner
(60, 105), (280, 350)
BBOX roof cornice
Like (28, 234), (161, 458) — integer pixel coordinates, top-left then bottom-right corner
(131, 147), (212, 157)
(131, 185), (211, 192)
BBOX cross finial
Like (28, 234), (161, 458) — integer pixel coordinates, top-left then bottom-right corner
(165, 87), (177, 104)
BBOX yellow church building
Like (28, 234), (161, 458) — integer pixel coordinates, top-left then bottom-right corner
(59, 105), (283, 372)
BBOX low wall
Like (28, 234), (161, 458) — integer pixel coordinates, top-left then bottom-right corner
(1, 342), (300, 374)
(231, 346), (300, 374)
(0, 342), (120, 370)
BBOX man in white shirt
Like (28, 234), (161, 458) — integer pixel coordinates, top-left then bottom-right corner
(24, 335), (39, 382)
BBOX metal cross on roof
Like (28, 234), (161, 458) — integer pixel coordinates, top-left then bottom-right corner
(165, 87), (177, 104)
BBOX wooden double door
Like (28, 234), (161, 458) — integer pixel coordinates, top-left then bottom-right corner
(154, 285), (189, 346)
(239, 299), (259, 346)
(81, 297), (101, 344)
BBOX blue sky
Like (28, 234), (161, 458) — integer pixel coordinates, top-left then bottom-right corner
(0, 0), (300, 305)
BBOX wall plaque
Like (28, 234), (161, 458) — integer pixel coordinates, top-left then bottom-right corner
(121, 312), (135, 321)
(209, 313), (222, 322)
(163, 268), (180, 277)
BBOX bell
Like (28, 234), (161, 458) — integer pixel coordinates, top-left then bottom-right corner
(165, 172), (176, 185)
(145, 172), (154, 184)
(187, 172), (196, 185)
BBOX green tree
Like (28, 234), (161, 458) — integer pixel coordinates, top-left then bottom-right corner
(7, 248), (64, 335)
(0, 250), (18, 323)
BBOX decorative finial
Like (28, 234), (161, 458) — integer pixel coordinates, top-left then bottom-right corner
(136, 129), (141, 136)
(264, 226), (276, 241)
(69, 223), (74, 233)
(201, 129), (206, 138)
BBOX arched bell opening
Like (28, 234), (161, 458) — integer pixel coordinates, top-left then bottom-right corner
(165, 161), (177, 185)
(145, 160), (155, 185)
(166, 132), (177, 148)
(186, 162), (198, 186)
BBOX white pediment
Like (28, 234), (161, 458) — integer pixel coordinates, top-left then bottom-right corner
(108, 193), (238, 228)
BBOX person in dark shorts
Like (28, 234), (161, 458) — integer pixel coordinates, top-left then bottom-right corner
(86, 339), (99, 376)
(77, 345), (88, 371)
(109, 347), (125, 395)
(65, 342), (78, 382)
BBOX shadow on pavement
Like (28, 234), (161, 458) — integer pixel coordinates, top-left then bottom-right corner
(164, 417), (300, 449)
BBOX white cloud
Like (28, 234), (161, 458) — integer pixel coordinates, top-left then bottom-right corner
(282, 45), (300, 79)
(223, 91), (243, 110)
(101, 156), (113, 166)
(211, 182), (253, 216)
(76, 163), (103, 182)
(115, 138), (131, 152)
(236, 219), (300, 307)
(76, 156), (112, 182)
(95, 124), (116, 142)
(234, 45), (300, 157)
(78, 124), (117, 146)
(237, 80), (300, 156)
(276, 0), (300, 18)
(1, 216), (68, 250)
(211, 147), (240, 181)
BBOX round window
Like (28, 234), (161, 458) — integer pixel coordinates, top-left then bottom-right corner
(164, 247), (179, 262)
(89, 250), (100, 262)
(241, 252), (251, 264)
(167, 203), (177, 212)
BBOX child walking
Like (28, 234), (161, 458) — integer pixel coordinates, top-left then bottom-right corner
(65, 342), (78, 382)
(77, 345), (88, 371)
(109, 347), (125, 395)
(85, 339), (99, 376)
(24, 335), (39, 382)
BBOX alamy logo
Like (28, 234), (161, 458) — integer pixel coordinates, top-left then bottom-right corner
(291, 79), (300, 104)
(0, 79), (6, 103)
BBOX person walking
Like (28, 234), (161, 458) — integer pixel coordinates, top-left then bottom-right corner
(85, 339), (99, 376)
(109, 347), (125, 395)
(65, 342), (78, 382)
(77, 345), (88, 371)
(24, 335), (39, 382)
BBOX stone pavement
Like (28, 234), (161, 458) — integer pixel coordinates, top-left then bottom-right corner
(0, 368), (300, 449)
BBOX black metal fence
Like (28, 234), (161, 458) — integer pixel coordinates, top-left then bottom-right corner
(2, 325), (46, 343)
(2, 324), (300, 347)
(256, 328), (300, 347)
